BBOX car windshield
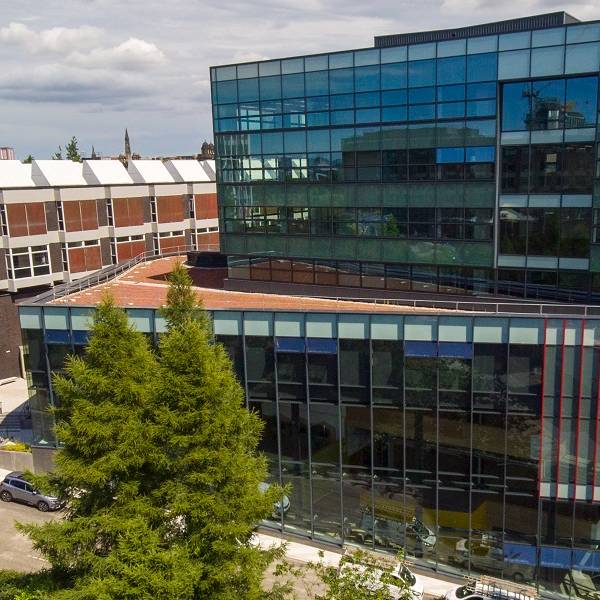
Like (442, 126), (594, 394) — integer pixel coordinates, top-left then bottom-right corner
(398, 566), (416, 586)
(411, 520), (429, 536)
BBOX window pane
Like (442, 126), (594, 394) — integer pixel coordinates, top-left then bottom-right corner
(565, 76), (598, 128)
(499, 207), (527, 254)
(502, 82), (531, 131)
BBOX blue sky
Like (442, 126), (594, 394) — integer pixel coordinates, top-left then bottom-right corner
(2, 0), (599, 159)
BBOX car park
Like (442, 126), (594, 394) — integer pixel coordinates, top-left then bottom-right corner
(0, 471), (61, 512)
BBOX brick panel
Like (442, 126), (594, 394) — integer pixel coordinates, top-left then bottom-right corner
(0, 249), (7, 280)
(159, 235), (186, 253)
(96, 198), (108, 227)
(100, 237), (112, 266)
(26, 203), (47, 235)
(157, 195), (185, 224)
(80, 200), (99, 231)
(64, 200), (99, 232)
(116, 240), (146, 262)
(84, 246), (102, 271)
(113, 197), (145, 227)
(63, 201), (82, 232)
(49, 243), (62, 273)
(197, 232), (220, 250)
(6, 204), (28, 237)
(195, 193), (218, 220)
(68, 248), (87, 273)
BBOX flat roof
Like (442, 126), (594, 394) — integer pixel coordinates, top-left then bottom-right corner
(46, 256), (446, 314)
(128, 159), (175, 184)
(82, 160), (133, 185)
(31, 160), (87, 187)
(0, 161), (35, 188)
(165, 159), (213, 183)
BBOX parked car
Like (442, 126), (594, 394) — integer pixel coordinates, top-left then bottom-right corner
(258, 481), (290, 516)
(340, 560), (424, 599)
(0, 471), (61, 512)
(445, 581), (534, 600)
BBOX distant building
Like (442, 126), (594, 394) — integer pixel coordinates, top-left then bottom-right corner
(0, 148), (15, 160)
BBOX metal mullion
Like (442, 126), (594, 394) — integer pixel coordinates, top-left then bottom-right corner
(368, 333), (375, 550)
(555, 319), (567, 490)
(241, 313), (250, 409)
(468, 332), (475, 577)
(402, 326), (408, 559)
(435, 318), (440, 573)
(337, 314), (344, 546)
(273, 330), (284, 532)
(538, 318), (548, 498)
(591, 342), (600, 501)
(305, 337), (315, 540)
(573, 320), (586, 497)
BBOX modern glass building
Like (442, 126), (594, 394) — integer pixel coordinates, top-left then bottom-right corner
(211, 12), (600, 302)
(17, 297), (600, 598)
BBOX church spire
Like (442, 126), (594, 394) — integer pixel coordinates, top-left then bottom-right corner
(124, 128), (131, 159)
(91, 145), (98, 160)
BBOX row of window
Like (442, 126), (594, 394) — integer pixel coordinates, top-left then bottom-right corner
(223, 206), (493, 241)
(216, 81), (497, 119)
(213, 54), (500, 106)
(227, 256), (600, 301)
(499, 207), (591, 258)
(5, 246), (50, 279)
(500, 143), (595, 194)
(216, 121), (497, 157)
(502, 76), (598, 131)
(212, 24), (600, 82)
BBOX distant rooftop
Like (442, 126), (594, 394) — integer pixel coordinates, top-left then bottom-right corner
(375, 12), (580, 47)
(0, 159), (214, 189)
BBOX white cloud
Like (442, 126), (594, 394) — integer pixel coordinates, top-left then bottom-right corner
(0, 22), (103, 54)
(66, 38), (166, 71)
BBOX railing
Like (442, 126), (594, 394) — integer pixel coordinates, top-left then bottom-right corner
(31, 244), (220, 304)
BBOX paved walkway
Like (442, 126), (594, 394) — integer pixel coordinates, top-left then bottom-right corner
(254, 530), (462, 598)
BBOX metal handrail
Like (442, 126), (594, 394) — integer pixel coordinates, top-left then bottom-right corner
(31, 244), (219, 304)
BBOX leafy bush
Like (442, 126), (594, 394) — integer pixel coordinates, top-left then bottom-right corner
(0, 441), (30, 453)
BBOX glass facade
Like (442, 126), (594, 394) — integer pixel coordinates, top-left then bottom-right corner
(19, 303), (600, 599)
(212, 18), (600, 302)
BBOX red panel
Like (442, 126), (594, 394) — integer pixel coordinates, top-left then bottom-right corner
(6, 204), (28, 237)
(127, 197), (145, 226)
(116, 240), (146, 262)
(195, 193), (217, 219)
(84, 246), (102, 271)
(113, 198), (129, 227)
(68, 248), (86, 273)
(63, 201), (82, 232)
(157, 196), (185, 223)
(80, 200), (98, 231)
(159, 235), (186, 253)
(130, 240), (146, 258)
(25, 203), (47, 235)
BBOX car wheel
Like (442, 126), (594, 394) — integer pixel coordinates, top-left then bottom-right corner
(37, 501), (49, 512)
(0, 490), (12, 502)
(512, 572), (525, 583)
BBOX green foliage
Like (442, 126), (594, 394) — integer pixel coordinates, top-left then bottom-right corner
(65, 137), (81, 162)
(9, 277), (281, 598)
(307, 549), (413, 600)
(160, 261), (203, 329)
(0, 570), (59, 600)
(0, 441), (30, 452)
(22, 155), (34, 164)
(51, 146), (62, 160)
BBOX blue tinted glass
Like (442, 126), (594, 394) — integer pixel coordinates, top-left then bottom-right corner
(331, 94), (354, 109)
(330, 110), (354, 125)
(467, 52), (498, 82)
(438, 342), (473, 358)
(262, 132), (284, 154)
(532, 27), (565, 47)
(219, 118), (238, 132)
(306, 112), (329, 127)
(438, 102), (465, 118)
(540, 547), (572, 569)
(306, 96), (329, 111)
(284, 131), (306, 153)
(262, 116), (282, 128)
(355, 65), (380, 91)
(382, 89), (407, 106)
(283, 98), (305, 113)
(531, 46), (564, 77)
(259, 75), (281, 100)
(466, 119), (496, 141)
(466, 99), (496, 117)
(382, 106), (407, 122)
(566, 76), (599, 128)
(356, 91), (380, 108)
(466, 146), (495, 162)
(306, 338), (338, 353)
(437, 84), (465, 102)
(240, 118), (260, 131)
(305, 70), (329, 96)
(405, 341), (437, 357)
(307, 129), (330, 152)
(45, 330), (71, 344)
(408, 104), (435, 121)
(331, 128), (355, 152)
(467, 82), (496, 99)
(501, 81), (531, 131)
(237, 78), (259, 102)
(436, 147), (465, 163)
(72, 330), (89, 345)
(282, 73), (305, 98)
(217, 80), (237, 104)
(409, 86), (435, 104)
(305, 55), (328, 71)
(330, 68), (354, 94)
(437, 56), (466, 85)
(408, 59), (435, 87)
(282, 113), (306, 128)
(218, 104), (238, 118)
(504, 543), (537, 566)
(381, 62), (407, 89)
(356, 108), (380, 123)
(261, 99), (282, 113)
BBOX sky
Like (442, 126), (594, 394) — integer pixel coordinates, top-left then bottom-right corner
(2, 0), (600, 159)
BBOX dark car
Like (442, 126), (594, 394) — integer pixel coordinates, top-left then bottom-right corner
(0, 471), (61, 512)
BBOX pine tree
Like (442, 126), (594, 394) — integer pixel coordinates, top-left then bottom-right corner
(51, 146), (62, 160)
(153, 261), (281, 598)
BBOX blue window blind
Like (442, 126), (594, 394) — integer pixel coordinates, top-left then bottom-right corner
(306, 338), (338, 354)
(503, 543), (537, 566)
(404, 341), (437, 357)
(438, 342), (473, 359)
(72, 330), (90, 346)
(276, 337), (305, 353)
(45, 330), (71, 345)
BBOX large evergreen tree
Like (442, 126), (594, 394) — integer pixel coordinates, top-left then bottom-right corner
(12, 267), (283, 598)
